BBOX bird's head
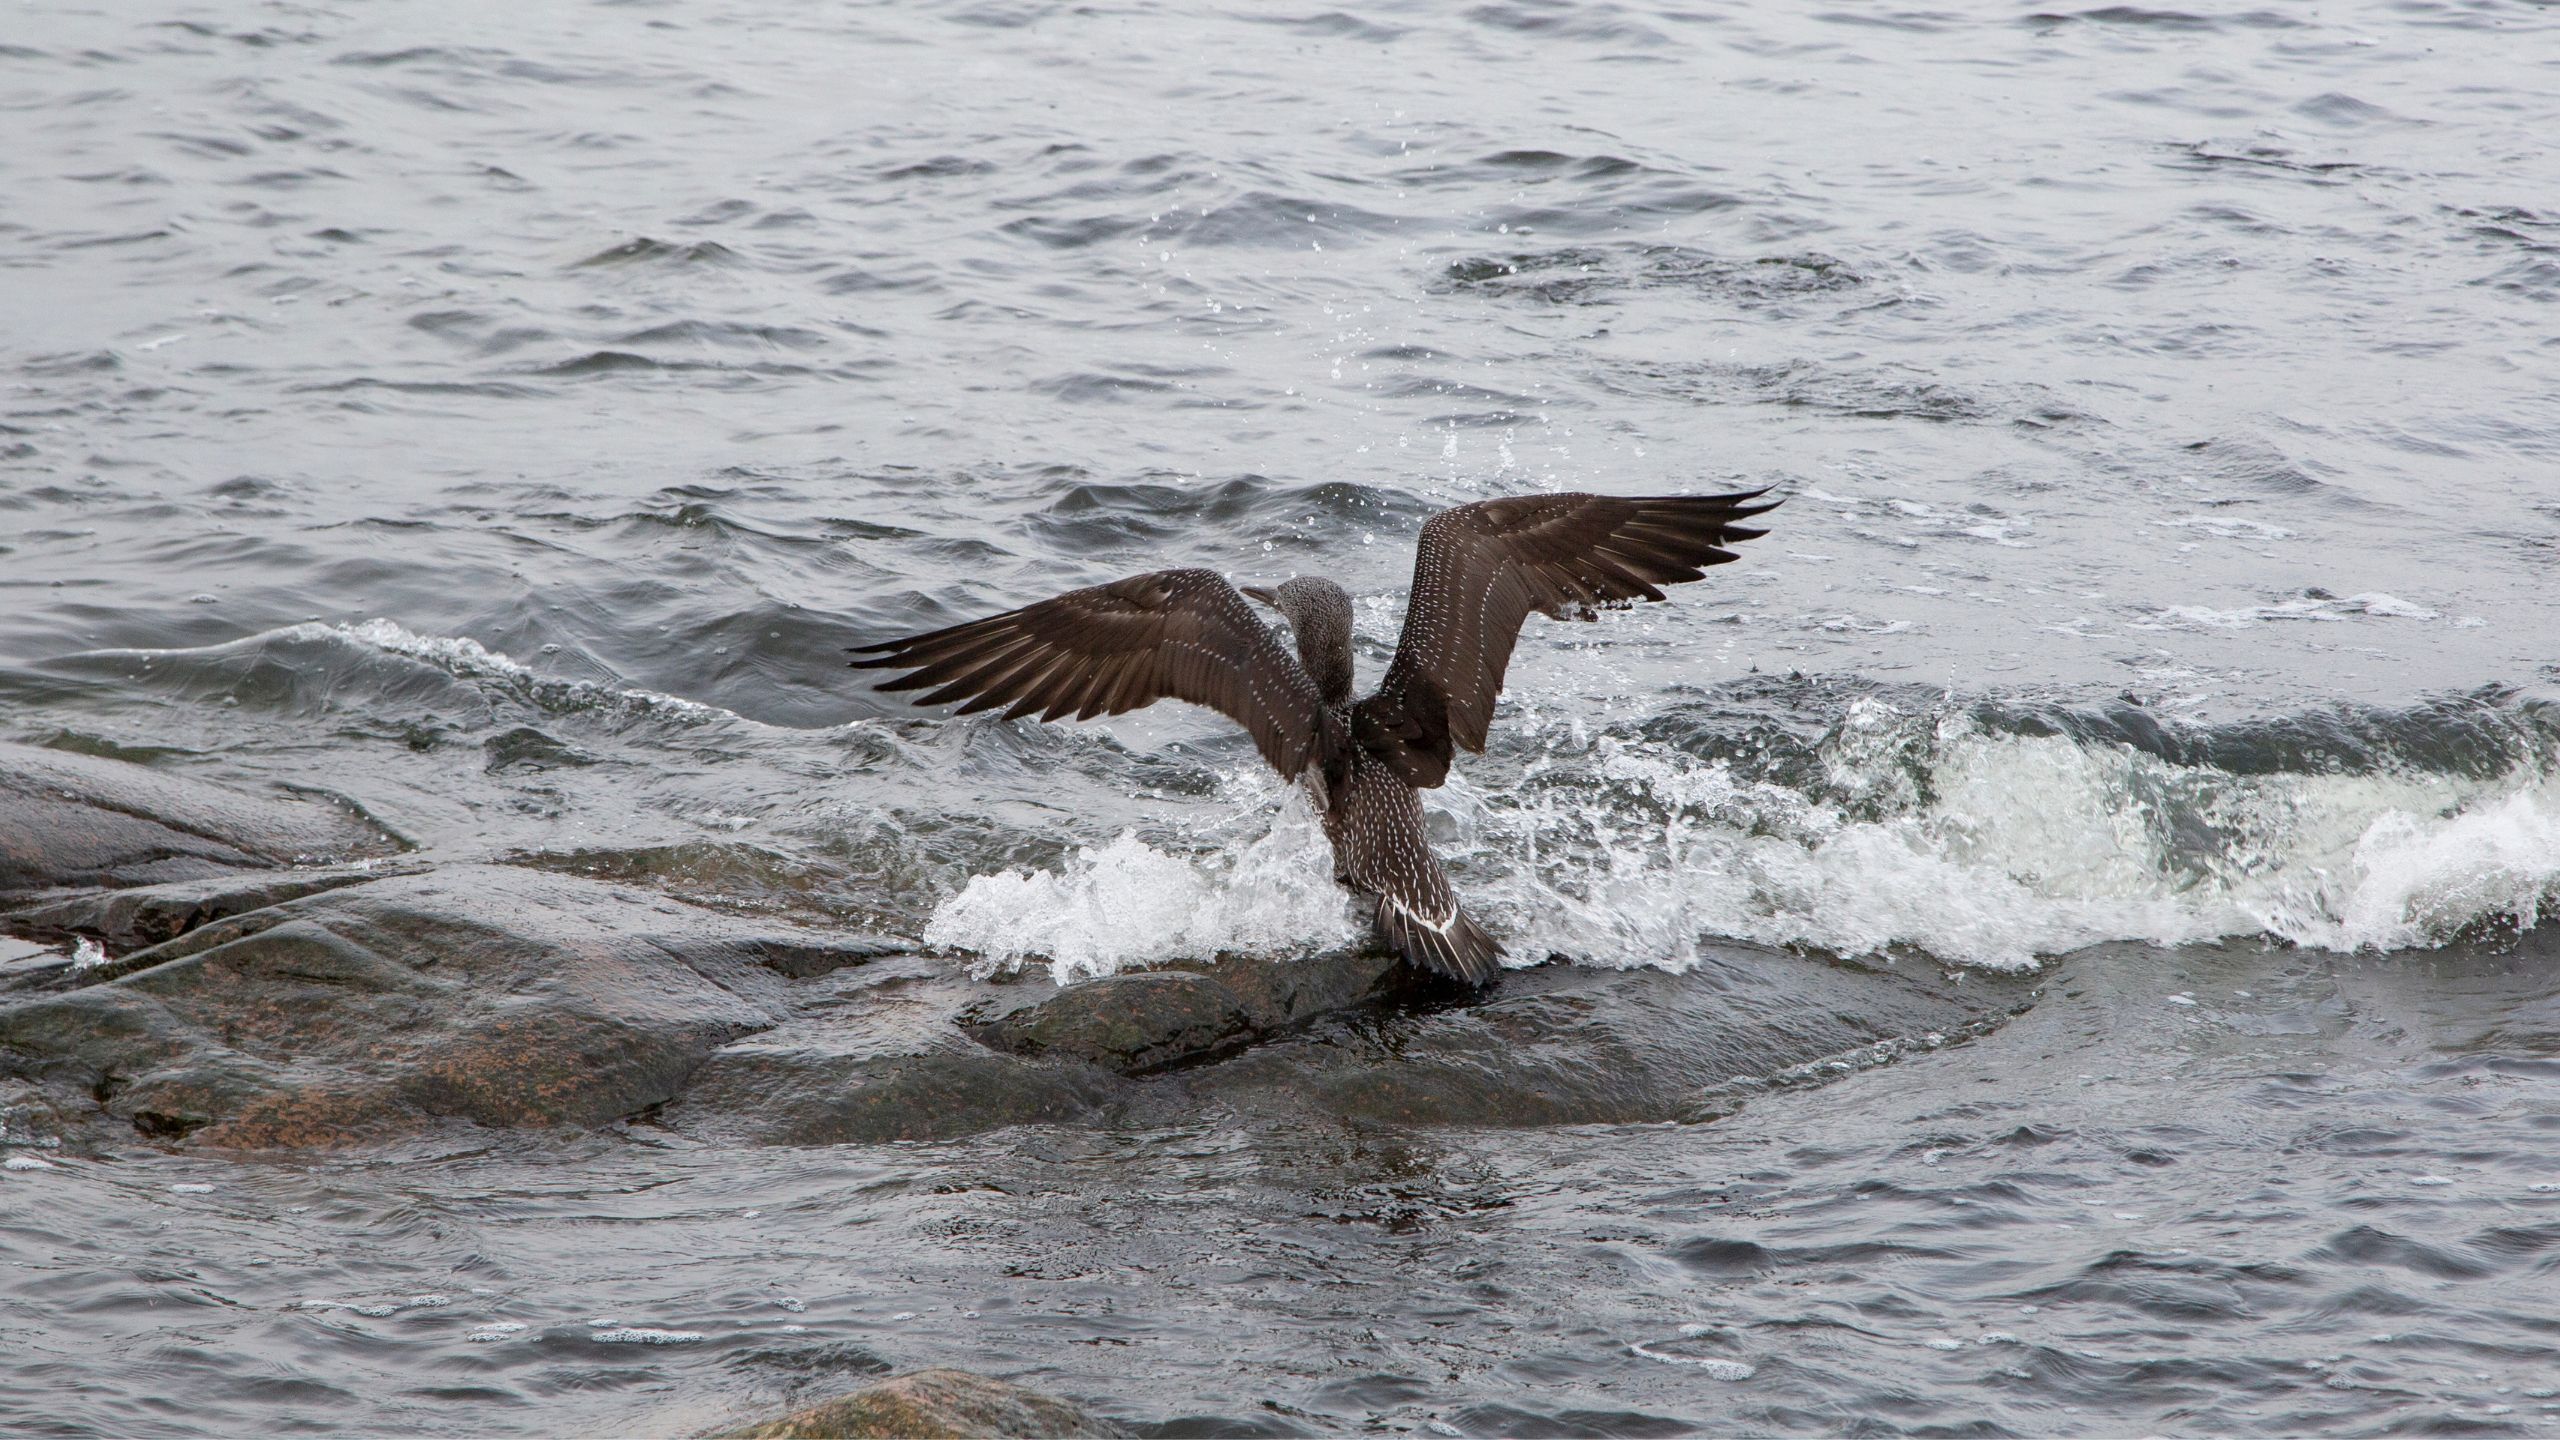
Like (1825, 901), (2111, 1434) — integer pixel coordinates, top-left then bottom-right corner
(1244, 576), (1356, 704)
(1244, 576), (1353, 632)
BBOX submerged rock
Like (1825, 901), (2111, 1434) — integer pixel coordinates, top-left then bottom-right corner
(953, 940), (2041, 1133)
(4, 866), (399, 958)
(0, 741), (402, 895)
(669, 947), (1466, 1145)
(0, 864), (905, 1148)
(712, 1368), (1127, 1439)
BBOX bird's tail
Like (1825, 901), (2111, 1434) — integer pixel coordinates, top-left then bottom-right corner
(1376, 894), (1503, 986)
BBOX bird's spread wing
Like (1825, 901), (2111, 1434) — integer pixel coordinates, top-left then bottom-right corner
(849, 568), (1338, 779)
(1351, 489), (1778, 787)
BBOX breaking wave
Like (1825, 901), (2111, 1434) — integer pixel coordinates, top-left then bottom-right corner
(926, 690), (2560, 976)
(924, 792), (1362, 984)
(42, 621), (2560, 977)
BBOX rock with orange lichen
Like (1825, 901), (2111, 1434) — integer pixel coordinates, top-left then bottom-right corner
(0, 864), (903, 1148)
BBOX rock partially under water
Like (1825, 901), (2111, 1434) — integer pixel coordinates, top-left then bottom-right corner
(0, 864), (903, 1147)
(0, 740), (402, 895)
(0, 752), (2046, 1154)
(711, 1367), (1128, 1439)
(5, 866), (400, 955)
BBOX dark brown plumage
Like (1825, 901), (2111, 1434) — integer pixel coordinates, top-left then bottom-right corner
(850, 570), (1340, 780)
(850, 488), (1777, 985)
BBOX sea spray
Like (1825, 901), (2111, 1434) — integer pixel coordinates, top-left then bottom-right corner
(924, 696), (2560, 977)
(923, 789), (1362, 983)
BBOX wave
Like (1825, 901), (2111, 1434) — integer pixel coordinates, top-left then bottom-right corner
(59, 618), (724, 725)
(39, 621), (2560, 976)
(925, 691), (2560, 976)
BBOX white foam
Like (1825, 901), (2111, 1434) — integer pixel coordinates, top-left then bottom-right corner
(296, 1294), (449, 1318)
(920, 696), (2560, 977)
(4, 1155), (59, 1172)
(924, 788), (1361, 983)
(589, 1327), (705, 1345)
(1628, 1340), (1756, 1378)
(2160, 514), (2296, 541)
(2343, 593), (2435, 619)
(2251, 781), (2560, 951)
(2132, 592), (2443, 631)
(1503, 702), (2560, 970)
(1455, 706), (2229, 972)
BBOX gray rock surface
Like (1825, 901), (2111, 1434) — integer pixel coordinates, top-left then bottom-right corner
(0, 740), (403, 895)
(0, 864), (903, 1148)
(1189, 947), (2039, 1127)
(5, 866), (399, 958)
(661, 956), (1131, 1146)
(670, 944), (2038, 1142)
(966, 946), (1415, 1074)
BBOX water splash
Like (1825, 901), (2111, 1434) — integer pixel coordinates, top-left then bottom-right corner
(923, 789), (1362, 983)
(1466, 699), (2560, 971)
(923, 696), (2560, 976)
(2253, 779), (2560, 951)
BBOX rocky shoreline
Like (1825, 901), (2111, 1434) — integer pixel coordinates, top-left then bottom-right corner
(1, 739), (2043, 1156)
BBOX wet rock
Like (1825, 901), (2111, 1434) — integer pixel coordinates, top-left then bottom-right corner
(503, 841), (902, 937)
(670, 944), (2036, 1146)
(1188, 946), (2043, 1127)
(3, 866), (400, 958)
(0, 864), (906, 1148)
(671, 948), (1449, 1145)
(0, 932), (72, 992)
(0, 1076), (76, 1151)
(663, 957), (1129, 1146)
(954, 942), (2038, 1133)
(973, 970), (1255, 1074)
(712, 1367), (1127, 1439)
(0, 741), (402, 896)
(693, 1044), (1124, 1147)
(967, 948), (1415, 1075)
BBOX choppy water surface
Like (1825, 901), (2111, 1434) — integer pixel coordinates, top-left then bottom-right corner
(5, 0), (2559, 1433)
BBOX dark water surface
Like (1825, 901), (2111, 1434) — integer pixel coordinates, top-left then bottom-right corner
(5, 0), (2559, 1433)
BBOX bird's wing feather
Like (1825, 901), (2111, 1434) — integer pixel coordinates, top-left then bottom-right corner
(849, 568), (1337, 778)
(1351, 489), (1777, 787)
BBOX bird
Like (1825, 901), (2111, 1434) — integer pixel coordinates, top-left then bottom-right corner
(848, 489), (1778, 985)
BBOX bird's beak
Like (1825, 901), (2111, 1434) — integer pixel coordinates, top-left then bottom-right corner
(1241, 585), (1279, 609)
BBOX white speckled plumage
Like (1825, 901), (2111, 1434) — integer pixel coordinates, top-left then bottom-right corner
(852, 489), (1777, 985)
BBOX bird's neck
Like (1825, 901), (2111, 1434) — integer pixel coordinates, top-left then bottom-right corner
(1298, 627), (1353, 708)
